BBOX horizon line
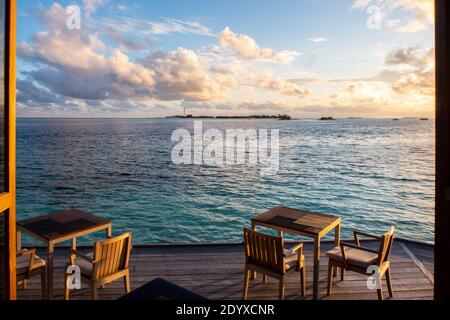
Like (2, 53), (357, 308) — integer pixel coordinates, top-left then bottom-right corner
(16, 116), (435, 120)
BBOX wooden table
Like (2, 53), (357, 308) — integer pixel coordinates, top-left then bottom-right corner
(17, 209), (112, 299)
(252, 206), (341, 300)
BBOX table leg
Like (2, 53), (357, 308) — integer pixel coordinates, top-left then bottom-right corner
(333, 224), (341, 277)
(47, 242), (54, 300)
(16, 231), (22, 251)
(313, 236), (321, 300)
(106, 225), (112, 238)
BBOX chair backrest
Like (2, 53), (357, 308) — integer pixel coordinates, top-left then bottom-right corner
(93, 232), (132, 280)
(243, 228), (285, 274)
(377, 227), (395, 265)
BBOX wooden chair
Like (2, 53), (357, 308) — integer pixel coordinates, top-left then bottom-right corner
(326, 227), (395, 300)
(17, 248), (47, 299)
(242, 228), (305, 300)
(64, 232), (132, 300)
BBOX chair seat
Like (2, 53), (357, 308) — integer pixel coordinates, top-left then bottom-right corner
(17, 251), (46, 276)
(284, 249), (304, 270)
(326, 246), (379, 268)
(76, 252), (94, 275)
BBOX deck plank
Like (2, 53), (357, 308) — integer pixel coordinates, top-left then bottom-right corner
(17, 240), (434, 300)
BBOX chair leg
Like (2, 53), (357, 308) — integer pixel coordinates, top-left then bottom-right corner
(92, 282), (98, 300)
(243, 268), (250, 300)
(41, 268), (47, 300)
(377, 288), (383, 301)
(341, 268), (345, 281)
(64, 272), (70, 301)
(376, 269), (385, 300)
(262, 274), (267, 283)
(327, 262), (333, 296)
(279, 278), (285, 300)
(23, 279), (28, 290)
(124, 272), (131, 294)
(386, 268), (394, 298)
(300, 267), (306, 297)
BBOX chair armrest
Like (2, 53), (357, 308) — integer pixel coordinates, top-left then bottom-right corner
(285, 243), (304, 268)
(70, 249), (94, 264)
(353, 230), (381, 246)
(17, 248), (35, 257)
(17, 249), (36, 278)
(291, 243), (303, 254)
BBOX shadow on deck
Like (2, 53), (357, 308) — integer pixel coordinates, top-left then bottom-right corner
(17, 239), (434, 300)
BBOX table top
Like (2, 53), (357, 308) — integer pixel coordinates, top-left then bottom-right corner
(252, 206), (341, 238)
(119, 277), (207, 301)
(17, 209), (111, 242)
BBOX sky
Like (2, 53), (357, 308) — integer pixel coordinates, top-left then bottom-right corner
(16, 0), (435, 118)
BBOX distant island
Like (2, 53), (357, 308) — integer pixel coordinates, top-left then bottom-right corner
(166, 114), (292, 120)
(319, 116), (335, 121)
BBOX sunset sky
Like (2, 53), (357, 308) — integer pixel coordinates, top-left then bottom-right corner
(16, 0), (435, 118)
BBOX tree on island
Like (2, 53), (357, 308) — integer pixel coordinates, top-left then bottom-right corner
(278, 114), (292, 120)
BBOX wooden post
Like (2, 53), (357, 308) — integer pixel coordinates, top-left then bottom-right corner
(435, 0), (450, 301)
(1, 0), (17, 300)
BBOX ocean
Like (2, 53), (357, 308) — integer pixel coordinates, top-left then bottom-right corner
(16, 118), (435, 244)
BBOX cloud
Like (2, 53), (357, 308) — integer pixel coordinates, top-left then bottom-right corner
(142, 48), (236, 102)
(352, 0), (434, 33)
(246, 71), (310, 97)
(219, 27), (301, 64)
(17, 79), (63, 105)
(84, 0), (108, 16)
(96, 17), (215, 37)
(385, 46), (434, 68)
(88, 17), (215, 52)
(18, 4), (308, 115)
(392, 70), (434, 96)
(302, 52), (317, 67)
(17, 3), (240, 114)
(308, 37), (330, 43)
(385, 47), (435, 96)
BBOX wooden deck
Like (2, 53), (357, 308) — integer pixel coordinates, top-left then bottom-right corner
(17, 239), (434, 300)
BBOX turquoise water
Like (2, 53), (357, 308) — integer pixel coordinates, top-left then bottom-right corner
(16, 118), (435, 244)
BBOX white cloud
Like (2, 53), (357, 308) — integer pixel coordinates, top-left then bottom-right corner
(219, 27), (301, 64)
(308, 37), (330, 43)
(246, 71), (310, 97)
(96, 17), (215, 37)
(142, 48), (236, 102)
(17, 3), (238, 110)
